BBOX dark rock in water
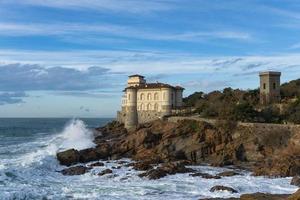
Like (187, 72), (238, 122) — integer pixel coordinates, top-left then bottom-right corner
(139, 168), (168, 180)
(291, 176), (300, 187)
(210, 185), (238, 193)
(190, 172), (221, 179)
(88, 162), (105, 167)
(57, 149), (80, 166)
(217, 171), (240, 177)
(98, 169), (113, 176)
(79, 148), (99, 163)
(139, 161), (194, 180)
(132, 161), (153, 171)
(117, 160), (128, 165)
(94, 143), (111, 159)
(240, 193), (289, 200)
(61, 166), (88, 176)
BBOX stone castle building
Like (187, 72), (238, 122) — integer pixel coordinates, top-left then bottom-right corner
(259, 71), (281, 105)
(117, 75), (184, 129)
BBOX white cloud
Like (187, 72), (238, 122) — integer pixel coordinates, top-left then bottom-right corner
(1, 0), (174, 14)
(0, 22), (253, 42)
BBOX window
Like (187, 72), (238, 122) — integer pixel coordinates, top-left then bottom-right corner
(147, 93), (151, 100)
(273, 83), (276, 89)
(141, 103), (145, 110)
(163, 92), (166, 100)
(128, 94), (131, 100)
(263, 83), (266, 90)
(154, 103), (159, 111)
(147, 103), (151, 111)
(140, 93), (145, 100)
(154, 93), (159, 100)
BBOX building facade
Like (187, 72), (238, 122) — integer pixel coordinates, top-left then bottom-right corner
(117, 75), (184, 129)
(259, 71), (281, 105)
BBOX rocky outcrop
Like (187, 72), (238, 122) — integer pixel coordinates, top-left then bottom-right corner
(61, 166), (89, 176)
(190, 172), (221, 179)
(217, 171), (240, 177)
(210, 185), (238, 193)
(291, 176), (300, 187)
(240, 193), (289, 200)
(57, 119), (300, 178)
(98, 169), (113, 176)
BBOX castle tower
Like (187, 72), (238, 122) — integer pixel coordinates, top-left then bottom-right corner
(161, 87), (172, 116)
(124, 88), (138, 129)
(259, 71), (281, 105)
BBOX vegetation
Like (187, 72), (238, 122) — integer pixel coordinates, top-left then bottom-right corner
(183, 78), (300, 124)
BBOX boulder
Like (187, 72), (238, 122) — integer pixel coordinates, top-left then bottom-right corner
(79, 148), (99, 163)
(56, 149), (80, 166)
(94, 143), (111, 159)
(288, 189), (300, 200)
(61, 166), (88, 176)
(132, 161), (153, 171)
(210, 185), (238, 193)
(217, 171), (240, 177)
(98, 169), (113, 176)
(291, 176), (300, 187)
(241, 193), (289, 200)
(190, 172), (221, 179)
(88, 162), (105, 167)
(139, 168), (168, 180)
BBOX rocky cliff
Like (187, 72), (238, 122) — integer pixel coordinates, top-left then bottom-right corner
(57, 118), (300, 178)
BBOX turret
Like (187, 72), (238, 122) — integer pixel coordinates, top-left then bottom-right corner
(161, 87), (172, 116)
(259, 71), (281, 105)
(124, 88), (138, 129)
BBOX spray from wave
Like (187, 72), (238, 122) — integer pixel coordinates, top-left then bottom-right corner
(20, 119), (96, 166)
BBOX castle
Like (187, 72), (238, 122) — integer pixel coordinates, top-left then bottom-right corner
(117, 75), (184, 129)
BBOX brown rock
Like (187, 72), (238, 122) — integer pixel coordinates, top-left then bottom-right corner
(98, 169), (113, 176)
(79, 148), (99, 163)
(210, 185), (238, 193)
(88, 162), (105, 167)
(56, 149), (80, 166)
(139, 168), (168, 180)
(190, 172), (221, 179)
(61, 166), (88, 176)
(291, 176), (300, 187)
(217, 171), (240, 177)
(288, 189), (300, 200)
(241, 193), (289, 200)
(132, 161), (153, 171)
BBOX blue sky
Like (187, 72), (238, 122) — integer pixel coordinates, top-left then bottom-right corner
(0, 0), (300, 117)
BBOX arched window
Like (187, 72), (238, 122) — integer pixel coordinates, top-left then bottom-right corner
(147, 93), (152, 100)
(154, 93), (159, 100)
(154, 103), (159, 111)
(147, 103), (151, 111)
(140, 93), (145, 100)
(141, 103), (145, 110)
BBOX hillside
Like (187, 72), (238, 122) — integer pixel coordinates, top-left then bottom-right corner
(183, 78), (300, 124)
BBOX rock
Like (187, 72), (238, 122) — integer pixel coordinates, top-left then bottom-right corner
(288, 189), (300, 200)
(88, 162), (105, 167)
(291, 176), (300, 187)
(217, 171), (240, 177)
(112, 166), (121, 169)
(210, 185), (238, 193)
(56, 149), (80, 166)
(190, 172), (221, 179)
(61, 166), (88, 176)
(139, 168), (168, 180)
(132, 161), (153, 171)
(79, 148), (99, 163)
(241, 193), (289, 200)
(98, 169), (113, 176)
(94, 143), (111, 159)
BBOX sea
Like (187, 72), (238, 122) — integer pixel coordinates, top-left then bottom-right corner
(0, 118), (297, 200)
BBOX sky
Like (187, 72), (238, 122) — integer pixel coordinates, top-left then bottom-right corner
(0, 0), (300, 118)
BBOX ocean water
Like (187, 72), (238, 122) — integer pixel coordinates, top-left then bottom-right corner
(0, 118), (297, 200)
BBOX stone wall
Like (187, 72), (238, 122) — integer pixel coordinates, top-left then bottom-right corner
(137, 111), (163, 124)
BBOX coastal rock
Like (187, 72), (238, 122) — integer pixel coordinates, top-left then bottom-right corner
(98, 169), (113, 176)
(210, 185), (238, 193)
(132, 161), (153, 171)
(217, 171), (240, 177)
(79, 148), (99, 163)
(56, 149), (80, 166)
(88, 162), (105, 167)
(288, 189), (300, 200)
(291, 176), (300, 187)
(241, 193), (289, 200)
(139, 168), (168, 180)
(190, 172), (221, 179)
(61, 166), (88, 176)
